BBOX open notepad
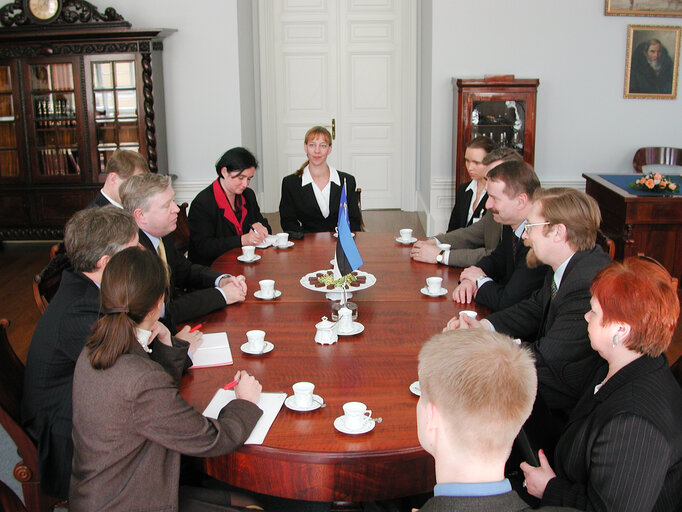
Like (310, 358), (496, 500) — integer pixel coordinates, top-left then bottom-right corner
(203, 389), (287, 444)
(190, 332), (233, 369)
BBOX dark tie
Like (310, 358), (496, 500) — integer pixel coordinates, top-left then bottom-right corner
(511, 233), (519, 262)
(550, 277), (558, 299)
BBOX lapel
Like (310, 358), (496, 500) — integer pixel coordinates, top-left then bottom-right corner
(301, 181), (324, 218)
(470, 191), (488, 224)
(461, 187), (474, 227)
(329, 180), (342, 219)
(138, 230), (155, 252)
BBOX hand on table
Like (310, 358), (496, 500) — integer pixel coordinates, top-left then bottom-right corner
(443, 312), (484, 332)
(459, 265), (485, 283)
(241, 226), (267, 246)
(520, 449), (556, 499)
(409, 241), (441, 263)
(175, 325), (204, 355)
(452, 280), (477, 304)
(234, 370), (262, 404)
(220, 275), (247, 304)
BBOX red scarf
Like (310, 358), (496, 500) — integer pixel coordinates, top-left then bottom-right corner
(212, 179), (248, 236)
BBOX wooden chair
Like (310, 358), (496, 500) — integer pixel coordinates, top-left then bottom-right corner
(173, 202), (191, 255)
(0, 319), (65, 511)
(0, 478), (27, 512)
(632, 147), (682, 173)
(671, 354), (682, 389)
(32, 254), (70, 314)
(356, 188), (365, 231)
(596, 231), (616, 260)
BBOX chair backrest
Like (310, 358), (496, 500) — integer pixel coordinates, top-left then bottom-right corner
(632, 147), (682, 173)
(671, 354), (682, 389)
(596, 231), (616, 260)
(356, 188), (365, 231)
(33, 253), (71, 314)
(173, 202), (191, 255)
(0, 478), (27, 512)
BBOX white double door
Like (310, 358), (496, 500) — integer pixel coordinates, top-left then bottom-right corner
(258, 0), (416, 211)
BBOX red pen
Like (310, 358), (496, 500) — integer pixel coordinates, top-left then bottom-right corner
(223, 380), (239, 390)
(189, 323), (203, 333)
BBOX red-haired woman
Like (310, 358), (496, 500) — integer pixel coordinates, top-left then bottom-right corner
(521, 257), (682, 512)
(279, 126), (362, 233)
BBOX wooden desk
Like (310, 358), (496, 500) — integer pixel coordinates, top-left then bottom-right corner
(179, 233), (486, 503)
(584, 173), (682, 285)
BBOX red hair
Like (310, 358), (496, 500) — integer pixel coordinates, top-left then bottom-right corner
(590, 257), (679, 357)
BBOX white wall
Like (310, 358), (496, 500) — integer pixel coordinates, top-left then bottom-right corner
(422, 0), (682, 234)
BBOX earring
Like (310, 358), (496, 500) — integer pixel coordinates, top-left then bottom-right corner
(612, 333), (619, 348)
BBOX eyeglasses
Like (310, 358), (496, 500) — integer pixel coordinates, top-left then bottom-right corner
(523, 221), (550, 234)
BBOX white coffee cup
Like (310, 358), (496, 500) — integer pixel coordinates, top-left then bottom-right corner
(275, 232), (289, 247)
(437, 243), (451, 251)
(426, 276), (443, 295)
(259, 279), (275, 299)
(342, 401), (372, 430)
(459, 310), (478, 320)
(246, 329), (266, 352)
(399, 228), (413, 241)
(292, 382), (315, 408)
(242, 245), (256, 260)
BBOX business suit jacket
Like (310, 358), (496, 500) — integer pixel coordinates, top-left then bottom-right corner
(86, 190), (112, 208)
(543, 355), (682, 512)
(188, 185), (271, 266)
(446, 180), (488, 233)
(279, 171), (362, 233)
(487, 247), (611, 416)
(139, 231), (226, 327)
(473, 225), (548, 312)
(438, 211), (502, 268)
(419, 491), (578, 511)
(70, 341), (263, 511)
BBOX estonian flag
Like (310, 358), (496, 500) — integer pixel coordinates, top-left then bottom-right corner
(335, 182), (363, 277)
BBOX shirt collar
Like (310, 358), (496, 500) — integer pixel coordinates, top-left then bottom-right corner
(135, 327), (153, 354)
(514, 220), (527, 239)
(553, 253), (574, 289)
(465, 179), (478, 194)
(434, 480), (512, 497)
(301, 166), (341, 187)
(101, 190), (123, 209)
(142, 230), (161, 251)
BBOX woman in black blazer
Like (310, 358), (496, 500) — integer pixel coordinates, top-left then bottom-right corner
(521, 257), (682, 512)
(188, 147), (271, 266)
(279, 126), (362, 233)
(446, 135), (494, 232)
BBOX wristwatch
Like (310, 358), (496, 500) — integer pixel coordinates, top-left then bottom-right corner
(436, 250), (445, 264)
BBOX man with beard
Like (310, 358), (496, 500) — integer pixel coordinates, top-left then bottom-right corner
(450, 160), (548, 312)
(445, 188), (611, 450)
(629, 38), (674, 94)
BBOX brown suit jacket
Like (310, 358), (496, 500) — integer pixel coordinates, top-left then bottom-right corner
(70, 342), (262, 511)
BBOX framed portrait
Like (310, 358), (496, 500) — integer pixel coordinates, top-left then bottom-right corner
(624, 25), (680, 99)
(606, 0), (682, 17)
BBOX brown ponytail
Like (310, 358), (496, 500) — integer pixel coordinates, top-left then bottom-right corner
(295, 126), (332, 177)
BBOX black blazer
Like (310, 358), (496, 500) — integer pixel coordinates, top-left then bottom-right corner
(447, 180), (488, 232)
(279, 171), (362, 233)
(474, 225), (549, 312)
(139, 230), (226, 327)
(86, 190), (113, 209)
(543, 355), (682, 512)
(487, 247), (611, 416)
(188, 185), (271, 266)
(420, 491), (577, 511)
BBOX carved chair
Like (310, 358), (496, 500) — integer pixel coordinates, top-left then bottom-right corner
(596, 231), (616, 260)
(356, 188), (365, 231)
(173, 202), (191, 255)
(32, 254), (71, 314)
(632, 147), (682, 173)
(0, 319), (66, 511)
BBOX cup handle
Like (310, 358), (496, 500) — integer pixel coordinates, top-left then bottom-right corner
(365, 410), (372, 420)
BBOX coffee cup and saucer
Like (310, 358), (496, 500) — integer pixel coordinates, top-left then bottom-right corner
(240, 329), (274, 355)
(334, 401), (375, 435)
(409, 381), (421, 396)
(274, 233), (294, 249)
(285, 382), (325, 412)
(254, 279), (281, 300)
(420, 277), (448, 297)
(237, 246), (261, 263)
(395, 228), (417, 245)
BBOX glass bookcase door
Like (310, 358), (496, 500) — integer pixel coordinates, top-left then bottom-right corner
(27, 61), (81, 179)
(471, 100), (526, 155)
(91, 59), (141, 173)
(0, 62), (25, 182)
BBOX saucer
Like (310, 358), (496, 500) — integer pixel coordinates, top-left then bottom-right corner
(254, 289), (282, 300)
(409, 381), (421, 396)
(395, 237), (417, 245)
(337, 321), (364, 336)
(285, 394), (324, 412)
(334, 415), (375, 435)
(240, 341), (274, 355)
(420, 287), (448, 297)
(333, 232), (355, 238)
(274, 241), (295, 249)
(237, 254), (261, 263)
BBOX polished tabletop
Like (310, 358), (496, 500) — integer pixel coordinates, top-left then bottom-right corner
(179, 232), (488, 502)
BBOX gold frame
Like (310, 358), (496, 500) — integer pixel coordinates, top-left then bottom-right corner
(624, 24), (680, 99)
(606, 0), (682, 17)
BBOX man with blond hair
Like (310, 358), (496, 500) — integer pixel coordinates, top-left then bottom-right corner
(88, 149), (150, 208)
(120, 173), (247, 329)
(416, 329), (576, 511)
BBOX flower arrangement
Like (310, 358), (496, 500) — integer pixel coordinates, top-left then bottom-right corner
(630, 172), (679, 194)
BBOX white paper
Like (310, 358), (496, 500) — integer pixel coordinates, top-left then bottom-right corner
(190, 332), (233, 368)
(202, 389), (287, 444)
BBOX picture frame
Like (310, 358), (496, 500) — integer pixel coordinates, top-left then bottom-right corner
(624, 25), (680, 99)
(606, 0), (682, 17)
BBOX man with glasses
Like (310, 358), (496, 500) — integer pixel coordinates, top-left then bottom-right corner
(445, 188), (611, 450)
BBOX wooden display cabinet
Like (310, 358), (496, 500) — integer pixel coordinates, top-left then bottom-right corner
(452, 76), (539, 188)
(0, 0), (172, 240)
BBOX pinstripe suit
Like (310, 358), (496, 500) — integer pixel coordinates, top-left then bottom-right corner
(419, 492), (577, 511)
(543, 355), (682, 512)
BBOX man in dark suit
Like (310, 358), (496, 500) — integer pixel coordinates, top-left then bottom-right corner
(416, 329), (577, 512)
(447, 188), (611, 450)
(87, 149), (149, 208)
(21, 206), (140, 499)
(452, 160), (548, 312)
(120, 173), (247, 329)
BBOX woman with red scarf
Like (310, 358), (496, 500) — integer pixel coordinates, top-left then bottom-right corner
(188, 147), (271, 266)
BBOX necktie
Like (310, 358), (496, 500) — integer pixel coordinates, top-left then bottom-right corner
(157, 239), (167, 264)
(550, 277), (558, 299)
(511, 233), (519, 261)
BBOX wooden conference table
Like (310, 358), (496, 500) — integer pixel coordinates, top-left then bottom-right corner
(179, 232), (488, 504)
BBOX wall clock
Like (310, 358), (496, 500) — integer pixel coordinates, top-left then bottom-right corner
(24, 0), (62, 24)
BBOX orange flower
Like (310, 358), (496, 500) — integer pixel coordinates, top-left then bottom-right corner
(670, 183), (677, 191)
(645, 179), (655, 189)
(654, 173), (663, 181)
